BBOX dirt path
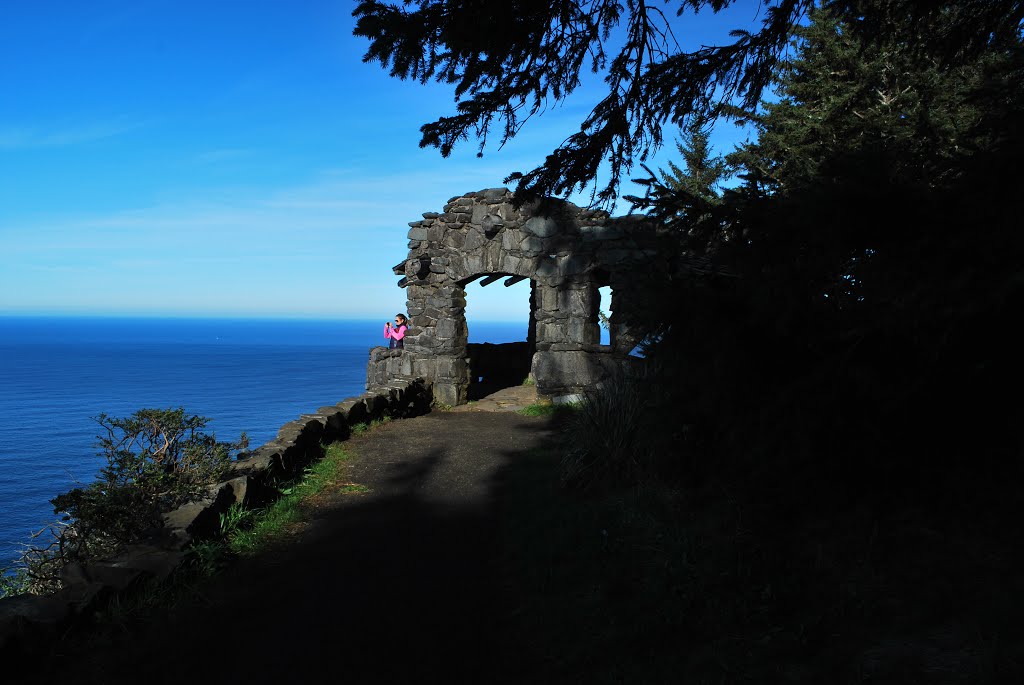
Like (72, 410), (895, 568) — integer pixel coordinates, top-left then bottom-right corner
(36, 405), (556, 684)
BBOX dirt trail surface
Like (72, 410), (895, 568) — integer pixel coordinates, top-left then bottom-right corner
(35, 407), (558, 684)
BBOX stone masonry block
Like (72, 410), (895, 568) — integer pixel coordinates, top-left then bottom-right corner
(522, 216), (559, 238)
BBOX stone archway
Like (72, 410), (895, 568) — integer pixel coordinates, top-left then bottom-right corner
(458, 273), (536, 400)
(371, 188), (664, 405)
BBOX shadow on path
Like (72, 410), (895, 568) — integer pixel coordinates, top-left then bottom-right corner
(35, 411), (561, 684)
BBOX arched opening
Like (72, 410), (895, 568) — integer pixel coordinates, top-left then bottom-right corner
(460, 273), (536, 400)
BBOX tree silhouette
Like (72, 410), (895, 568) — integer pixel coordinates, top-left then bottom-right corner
(354, 0), (1024, 205)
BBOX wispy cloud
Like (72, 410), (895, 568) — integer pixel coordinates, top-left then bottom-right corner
(0, 162), (515, 253)
(0, 118), (145, 148)
(0, 162), (547, 317)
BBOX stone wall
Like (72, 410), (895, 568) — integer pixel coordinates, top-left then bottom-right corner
(391, 187), (669, 405)
(365, 347), (415, 390)
(0, 375), (432, 656)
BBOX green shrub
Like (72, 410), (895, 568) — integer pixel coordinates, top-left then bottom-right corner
(0, 567), (30, 598)
(8, 408), (246, 595)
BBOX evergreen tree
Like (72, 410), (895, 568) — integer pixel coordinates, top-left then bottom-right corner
(354, 0), (1024, 205)
(628, 4), (1024, 491)
(725, 6), (1024, 307)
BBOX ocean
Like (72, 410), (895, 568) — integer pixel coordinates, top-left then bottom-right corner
(0, 316), (527, 569)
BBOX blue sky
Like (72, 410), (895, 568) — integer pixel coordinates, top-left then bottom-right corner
(0, 0), (767, 321)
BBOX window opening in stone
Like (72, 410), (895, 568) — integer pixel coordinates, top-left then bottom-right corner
(597, 285), (613, 346)
(462, 275), (535, 401)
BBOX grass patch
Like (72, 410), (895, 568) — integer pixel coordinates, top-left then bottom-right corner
(226, 441), (351, 557)
(517, 402), (575, 417)
(338, 483), (370, 494)
(351, 416), (392, 436)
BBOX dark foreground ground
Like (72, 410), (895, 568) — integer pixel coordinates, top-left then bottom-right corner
(15, 399), (1024, 684)
(29, 410), (554, 684)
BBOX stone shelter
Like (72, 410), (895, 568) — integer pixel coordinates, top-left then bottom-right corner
(366, 188), (673, 406)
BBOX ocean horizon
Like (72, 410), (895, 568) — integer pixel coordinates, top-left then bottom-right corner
(0, 315), (527, 569)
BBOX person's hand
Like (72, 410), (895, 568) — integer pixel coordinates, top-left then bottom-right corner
(385, 321), (391, 327)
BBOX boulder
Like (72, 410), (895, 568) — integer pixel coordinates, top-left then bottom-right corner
(0, 594), (70, 651)
(316, 406), (350, 442)
(161, 480), (237, 544)
(99, 545), (185, 584)
(230, 444), (282, 478)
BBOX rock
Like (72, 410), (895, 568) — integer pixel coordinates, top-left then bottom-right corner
(60, 546), (185, 598)
(520, 236), (544, 254)
(463, 229), (486, 252)
(338, 399), (368, 426)
(479, 187), (509, 201)
(230, 445), (280, 477)
(557, 255), (586, 276)
(161, 480), (237, 543)
(436, 318), (458, 339)
(275, 419), (305, 442)
(315, 406), (350, 442)
(531, 350), (612, 392)
(522, 216), (559, 238)
(534, 259), (558, 279)
(482, 215), (504, 237)
(103, 545), (185, 583)
(55, 579), (107, 615)
(580, 225), (624, 240)
(75, 561), (146, 593)
(444, 231), (466, 249)
(0, 594), (70, 650)
(221, 475), (273, 509)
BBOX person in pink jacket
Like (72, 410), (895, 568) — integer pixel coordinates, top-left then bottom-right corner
(384, 313), (408, 349)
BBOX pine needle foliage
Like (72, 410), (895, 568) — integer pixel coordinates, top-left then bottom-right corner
(353, 0), (1024, 207)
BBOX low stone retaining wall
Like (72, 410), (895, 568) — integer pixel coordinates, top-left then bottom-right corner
(365, 346), (414, 390)
(0, 376), (432, 655)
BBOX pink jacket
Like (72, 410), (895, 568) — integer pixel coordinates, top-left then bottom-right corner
(384, 323), (407, 346)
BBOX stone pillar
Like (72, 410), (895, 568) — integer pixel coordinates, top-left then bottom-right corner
(404, 278), (471, 406)
(561, 282), (601, 347)
(434, 282), (470, 406)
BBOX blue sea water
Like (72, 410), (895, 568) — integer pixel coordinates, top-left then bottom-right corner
(0, 316), (526, 569)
